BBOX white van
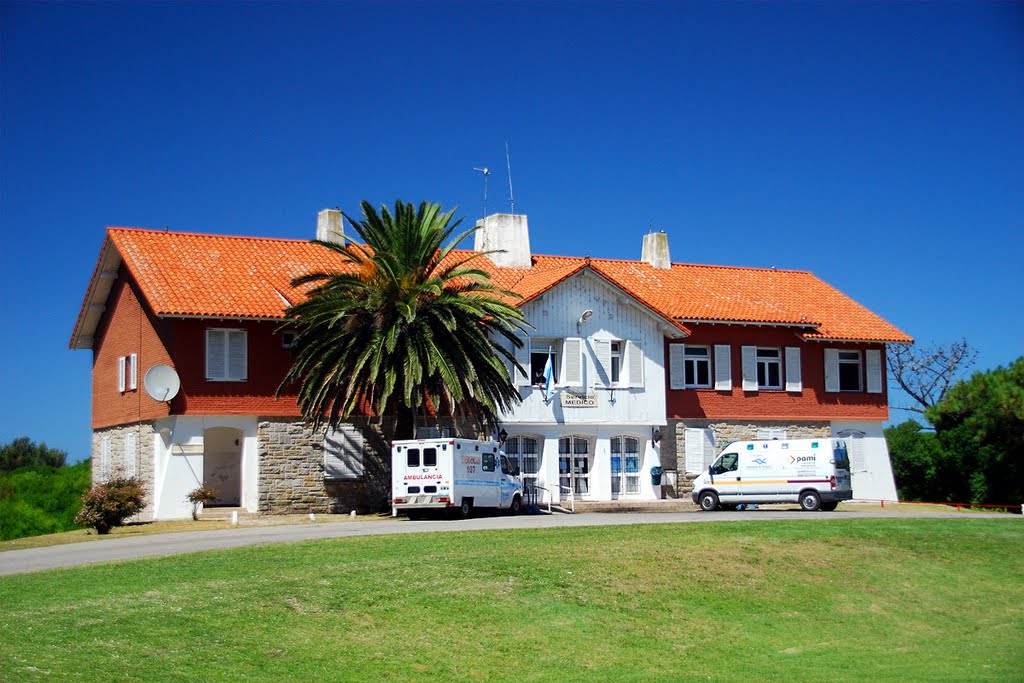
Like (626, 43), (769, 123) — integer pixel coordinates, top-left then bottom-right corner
(691, 438), (853, 512)
(391, 438), (524, 518)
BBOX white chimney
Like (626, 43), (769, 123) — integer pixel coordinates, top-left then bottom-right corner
(473, 213), (532, 268)
(641, 231), (671, 270)
(316, 208), (345, 246)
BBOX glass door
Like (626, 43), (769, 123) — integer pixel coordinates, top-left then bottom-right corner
(559, 436), (590, 497)
(611, 436), (640, 498)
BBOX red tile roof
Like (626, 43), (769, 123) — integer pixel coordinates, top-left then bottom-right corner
(70, 227), (912, 347)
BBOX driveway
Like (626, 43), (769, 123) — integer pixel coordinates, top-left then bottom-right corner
(0, 509), (1012, 576)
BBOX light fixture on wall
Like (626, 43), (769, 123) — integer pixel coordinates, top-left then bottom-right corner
(576, 309), (593, 333)
(498, 429), (508, 444)
(652, 428), (662, 443)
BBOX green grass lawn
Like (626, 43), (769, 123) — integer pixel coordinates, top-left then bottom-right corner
(1, 519), (1021, 682)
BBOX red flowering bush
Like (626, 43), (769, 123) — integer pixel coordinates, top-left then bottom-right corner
(74, 477), (146, 534)
(186, 484), (218, 520)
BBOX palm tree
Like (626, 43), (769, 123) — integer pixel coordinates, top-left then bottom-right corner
(279, 200), (527, 440)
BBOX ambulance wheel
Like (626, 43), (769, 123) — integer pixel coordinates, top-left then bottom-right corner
(459, 499), (473, 519)
(799, 491), (822, 512)
(820, 502), (838, 512)
(509, 495), (523, 515)
(698, 491), (719, 512)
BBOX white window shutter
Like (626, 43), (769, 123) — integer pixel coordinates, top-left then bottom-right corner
(703, 430), (716, 470)
(714, 345), (732, 390)
(207, 330), (226, 380)
(866, 349), (883, 393)
(669, 344), (685, 390)
(684, 428), (704, 474)
(228, 330), (247, 380)
(824, 348), (840, 392)
(129, 353), (138, 391)
(785, 347), (802, 392)
(626, 340), (643, 388)
(513, 336), (531, 386)
(323, 425), (365, 479)
(118, 356), (126, 392)
(741, 345), (758, 391)
(562, 337), (583, 387)
(100, 436), (111, 482)
(124, 432), (137, 478)
(593, 338), (611, 387)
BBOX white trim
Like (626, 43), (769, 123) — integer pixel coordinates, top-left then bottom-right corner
(118, 356), (126, 393)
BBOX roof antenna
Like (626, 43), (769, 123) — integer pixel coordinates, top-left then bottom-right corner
(505, 140), (515, 215)
(473, 167), (490, 219)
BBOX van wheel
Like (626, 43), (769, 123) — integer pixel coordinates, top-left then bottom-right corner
(459, 499), (473, 519)
(698, 491), (719, 512)
(509, 495), (522, 515)
(800, 491), (822, 511)
(820, 502), (838, 512)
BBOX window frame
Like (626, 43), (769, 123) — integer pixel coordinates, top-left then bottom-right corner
(683, 345), (712, 389)
(755, 347), (783, 390)
(205, 328), (248, 382)
(529, 338), (561, 387)
(838, 350), (863, 392)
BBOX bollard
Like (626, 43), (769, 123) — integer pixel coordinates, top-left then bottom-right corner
(231, 511), (238, 526)
(350, 510), (357, 518)
(308, 512), (316, 522)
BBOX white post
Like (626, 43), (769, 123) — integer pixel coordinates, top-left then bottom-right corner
(231, 510), (238, 526)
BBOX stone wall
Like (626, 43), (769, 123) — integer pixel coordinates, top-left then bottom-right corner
(258, 418), (393, 514)
(92, 422), (157, 522)
(671, 419), (832, 496)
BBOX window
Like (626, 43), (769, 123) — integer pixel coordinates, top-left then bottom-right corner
(505, 436), (540, 490)
(610, 341), (623, 384)
(117, 354), (138, 393)
(558, 436), (590, 496)
(206, 329), (247, 381)
(684, 347), (711, 388)
(838, 351), (862, 391)
(756, 348), (782, 389)
(611, 436), (641, 496)
(324, 426), (365, 480)
(529, 339), (560, 386)
(407, 448), (420, 468)
(711, 452), (738, 475)
(482, 452), (496, 472)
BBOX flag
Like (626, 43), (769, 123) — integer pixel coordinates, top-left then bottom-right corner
(542, 348), (554, 400)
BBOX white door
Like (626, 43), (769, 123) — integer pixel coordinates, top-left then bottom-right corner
(611, 436), (641, 498)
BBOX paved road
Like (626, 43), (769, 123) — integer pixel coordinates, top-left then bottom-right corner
(0, 509), (1013, 577)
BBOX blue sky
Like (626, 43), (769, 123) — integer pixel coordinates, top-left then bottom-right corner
(2, 2), (1022, 461)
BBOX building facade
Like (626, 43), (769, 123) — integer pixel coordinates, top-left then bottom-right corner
(71, 210), (911, 519)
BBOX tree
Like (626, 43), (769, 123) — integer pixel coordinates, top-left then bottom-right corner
(887, 338), (978, 415)
(0, 437), (67, 471)
(279, 200), (528, 440)
(926, 357), (1024, 505)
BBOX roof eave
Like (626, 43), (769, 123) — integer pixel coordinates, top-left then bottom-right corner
(69, 235), (122, 350)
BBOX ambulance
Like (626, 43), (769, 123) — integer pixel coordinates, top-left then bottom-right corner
(691, 438), (853, 511)
(391, 438), (524, 518)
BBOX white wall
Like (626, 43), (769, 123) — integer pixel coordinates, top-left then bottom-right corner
(151, 416), (259, 519)
(501, 269), (671, 426)
(831, 420), (899, 502)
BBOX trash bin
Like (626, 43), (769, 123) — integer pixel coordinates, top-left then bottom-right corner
(650, 466), (664, 486)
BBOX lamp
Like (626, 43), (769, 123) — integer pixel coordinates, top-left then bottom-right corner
(652, 428), (662, 443)
(499, 429), (508, 444)
(576, 309), (593, 333)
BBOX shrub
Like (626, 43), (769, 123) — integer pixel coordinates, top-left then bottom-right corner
(74, 477), (146, 534)
(186, 484), (219, 521)
(0, 462), (92, 541)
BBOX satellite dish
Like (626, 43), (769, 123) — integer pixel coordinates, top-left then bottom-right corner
(144, 364), (180, 402)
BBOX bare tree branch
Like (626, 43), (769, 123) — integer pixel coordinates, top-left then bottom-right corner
(887, 338), (978, 414)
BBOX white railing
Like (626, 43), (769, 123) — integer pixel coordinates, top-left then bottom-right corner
(522, 483), (574, 513)
(560, 485), (575, 513)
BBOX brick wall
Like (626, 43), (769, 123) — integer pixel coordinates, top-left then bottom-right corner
(665, 324), (889, 421)
(92, 269), (173, 429)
